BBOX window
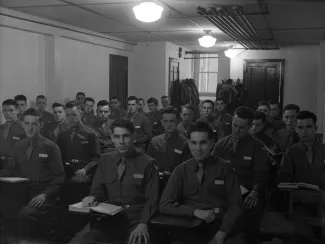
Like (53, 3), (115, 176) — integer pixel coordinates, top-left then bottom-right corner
(197, 54), (218, 94)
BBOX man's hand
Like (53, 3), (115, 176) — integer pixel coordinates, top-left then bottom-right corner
(244, 191), (258, 210)
(208, 231), (227, 244)
(193, 209), (215, 223)
(128, 223), (149, 244)
(75, 168), (87, 177)
(29, 194), (46, 208)
(82, 196), (98, 207)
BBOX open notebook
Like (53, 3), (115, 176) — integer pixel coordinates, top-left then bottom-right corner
(69, 202), (123, 216)
(0, 177), (29, 183)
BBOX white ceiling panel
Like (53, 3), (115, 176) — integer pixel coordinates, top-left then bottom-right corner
(0, 0), (66, 8)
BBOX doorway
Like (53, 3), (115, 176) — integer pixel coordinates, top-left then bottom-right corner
(243, 59), (285, 110)
(168, 58), (180, 97)
(109, 54), (128, 109)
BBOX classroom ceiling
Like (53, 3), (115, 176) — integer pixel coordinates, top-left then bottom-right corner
(0, 0), (324, 51)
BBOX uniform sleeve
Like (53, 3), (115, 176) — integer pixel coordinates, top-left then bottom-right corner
(160, 167), (196, 217)
(220, 165), (244, 234)
(0, 148), (16, 177)
(89, 156), (108, 202)
(140, 162), (159, 224)
(84, 133), (101, 171)
(252, 146), (270, 193)
(277, 148), (294, 183)
(136, 117), (152, 144)
(43, 144), (65, 196)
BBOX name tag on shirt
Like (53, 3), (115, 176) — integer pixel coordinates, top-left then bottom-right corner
(226, 122), (230, 124)
(154, 122), (158, 125)
(215, 180), (224, 185)
(39, 154), (48, 158)
(213, 130), (216, 132)
(135, 126), (141, 129)
(81, 141), (89, 144)
(12, 136), (20, 140)
(174, 149), (182, 154)
(243, 156), (252, 160)
(133, 174), (144, 179)
(76, 134), (86, 140)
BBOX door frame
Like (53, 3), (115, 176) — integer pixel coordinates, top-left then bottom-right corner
(168, 57), (180, 97)
(243, 59), (285, 110)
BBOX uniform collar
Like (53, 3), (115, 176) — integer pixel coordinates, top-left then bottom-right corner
(115, 148), (138, 164)
(164, 131), (179, 140)
(188, 156), (213, 172)
(27, 134), (41, 148)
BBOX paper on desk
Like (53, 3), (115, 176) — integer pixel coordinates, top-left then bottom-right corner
(0, 177), (29, 183)
(240, 185), (249, 195)
(69, 202), (123, 216)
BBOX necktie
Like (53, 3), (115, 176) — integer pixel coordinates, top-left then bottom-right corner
(233, 139), (239, 155)
(197, 163), (204, 186)
(53, 124), (61, 140)
(118, 157), (126, 180)
(3, 123), (10, 140)
(70, 128), (76, 142)
(306, 146), (313, 164)
(26, 142), (33, 160)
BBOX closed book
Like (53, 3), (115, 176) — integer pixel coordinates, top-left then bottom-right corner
(69, 202), (123, 215)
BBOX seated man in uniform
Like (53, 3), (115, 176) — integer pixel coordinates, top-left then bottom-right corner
(57, 101), (101, 204)
(177, 104), (196, 138)
(160, 122), (245, 244)
(161, 95), (171, 110)
(36, 95), (55, 126)
(76, 92), (85, 111)
(147, 106), (188, 173)
(90, 100), (114, 152)
(125, 96), (152, 152)
(278, 111), (325, 188)
(257, 101), (284, 136)
(40, 102), (69, 142)
(146, 97), (164, 137)
(250, 111), (273, 148)
(109, 96), (127, 120)
(137, 98), (146, 116)
(0, 108), (65, 243)
(82, 119), (159, 244)
(81, 97), (95, 126)
(198, 99), (214, 129)
(14, 95), (28, 121)
(0, 99), (26, 169)
(211, 106), (269, 244)
(213, 98), (232, 141)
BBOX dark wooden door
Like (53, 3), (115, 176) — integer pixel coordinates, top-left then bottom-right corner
(244, 59), (284, 110)
(109, 55), (128, 109)
(168, 58), (180, 97)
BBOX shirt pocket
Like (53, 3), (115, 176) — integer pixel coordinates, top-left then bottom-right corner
(207, 177), (226, 198)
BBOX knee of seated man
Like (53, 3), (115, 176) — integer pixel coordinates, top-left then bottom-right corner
(70, 175), (91, 184)
(17, 205), (38, 220)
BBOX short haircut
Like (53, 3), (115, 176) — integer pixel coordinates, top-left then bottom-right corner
(110, 96), (120, 101)
(234, 106), (254, 124)
(84, 97), (95, 104)
(139, 98), (145, 103)
(202, 100), (214, 107)
(215, 98), (225, 103)
(181, 104), (195, 114)
(188, 121), (214, 140)
(297, 111), (317, 125)
(127, 96), (139, 104)
(254, 111), (266, 123)
(147, 97), (158, 105)
(36, 95), (46, 101)
(283, 104), (300, 114)
(97, 100), (110, 108)
(22, 108), (40, 120)
(111, 119), (134, 134)
(257, 101), (270, 110)
(65, 101), (79, 109)
(161, 106), (180, 119)
(52, 102), (65, 109)
(161, 95), (170, 100)
(2, 99), (18, 109)
(14, 95), (27, 102)
(268, 100), (279, 106)
(76, 92), (85, 97)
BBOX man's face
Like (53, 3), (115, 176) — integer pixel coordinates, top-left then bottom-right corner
(181, 108), (195, 125)
(283, 110), (298, 132)
(97, 105), (110, 121)
(138, 100), (145, 111)
(250, 119), (265, 135)
(202, 102), (214, 117)
(296, 118), (316, 143)
(257, 105), (270, 120)
(128, 100), (138, 114)
(76, 95), (85, 105)
(270, 104), (279, 119)
(66, 107), (81, 126)
(36, 98), (47, 112)
(110, 99), (120, 110)
(16, 100), (27, 115)
(161, 98), (171, 108)
(53, 106), (66, 122)
(161, 113), (178, 134)
(84, 101), (94, 114)
(22, 115), (40, 138)
(188, 131), (213, 161)
(148, 103), (158, 112)
(215, 100), (225, 112)
(112, 127), (134, 155)
(232, 114), (250, 140)
(2, 105), (18, 122)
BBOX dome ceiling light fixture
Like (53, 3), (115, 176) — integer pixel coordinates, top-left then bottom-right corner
(133, 2), (164, 23)
(198, 30), (217, 48)
(224, 46), (240, 58)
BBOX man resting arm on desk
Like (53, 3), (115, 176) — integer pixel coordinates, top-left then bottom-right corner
(160, 122), (244, 244)
(82, 119), (159, 244)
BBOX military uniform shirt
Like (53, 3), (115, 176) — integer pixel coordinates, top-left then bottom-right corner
(0, 121), (26, 157)
(40, 119), (70, 142)
(39, 111), (55, 126)
(125, 112), (152, 144)
(146, 111), (164, 137)
(90, 117), (114, 148)
(110, 108), (127, 120)
(212, 112), (232, 141)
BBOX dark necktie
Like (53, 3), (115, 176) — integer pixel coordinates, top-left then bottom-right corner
(233, 138), (239, 155)
(197, 163), (204, 186)
(70, 128), (76, 142)
(3, 123), (10, 140)
(118, 157), (126, 180)
(26, 142), (33, 160)
(306, 146), (313, 164)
